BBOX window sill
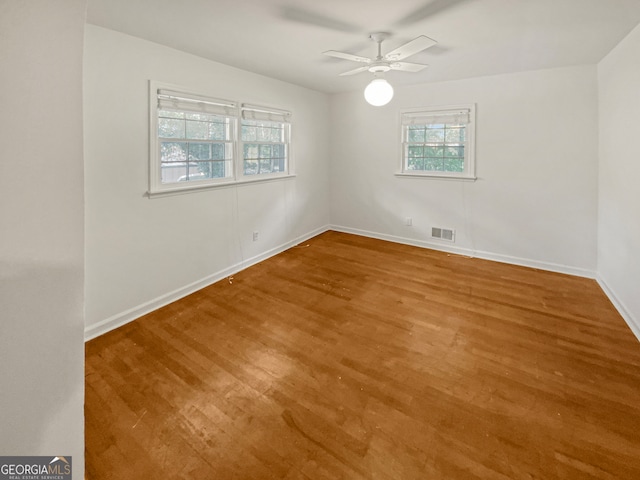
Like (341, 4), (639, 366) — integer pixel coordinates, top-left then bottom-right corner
(395, 172), (477, 182)
(147, 173), (296, 198)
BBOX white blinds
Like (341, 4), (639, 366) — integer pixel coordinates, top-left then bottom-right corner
(156, 89), (291, 122)
(157, 89), (237, 116)
(241, 104), (291, 123)
(402, 109), (470, 126)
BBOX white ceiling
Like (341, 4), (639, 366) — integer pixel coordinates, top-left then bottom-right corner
(87, 0), (640, 94)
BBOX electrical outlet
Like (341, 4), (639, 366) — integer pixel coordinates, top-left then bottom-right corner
(252, 231), (259, 241)
(405, 217), (413, 226)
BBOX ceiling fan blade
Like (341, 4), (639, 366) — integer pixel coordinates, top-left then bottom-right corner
(390, 61), (429, 72)
(384, 36), (437, 61)
(280, 6), (361, 33)
(395, 0), (472, 26)
(339, 66), (370, 76)
(323, 50), (372, 64)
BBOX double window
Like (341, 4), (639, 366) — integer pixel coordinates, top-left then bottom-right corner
(399, 104), (476, 180)
(150, 83), (291, 195)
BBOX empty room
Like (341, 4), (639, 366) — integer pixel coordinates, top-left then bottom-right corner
(2, 0), (640, 479)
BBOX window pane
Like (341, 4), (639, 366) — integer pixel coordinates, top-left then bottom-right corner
(425, 128), (445, 142)
(270, 127), (284, 142)
(189, 143), (212, 161)
(159, 118), (185, 139)
(257, 127), (271, 141)
(408, 127), (425, 142)
(193, 161), (226, 179)
(444, 158), (464, 172)
(259, 158), (273, 173)
(186, 120), (210, 140)
(208, 121), (226, 141)
(242, 125), (257, 141)
(158, 110), (184, 119)
(445, 127), (464, 143)
(425, 158), (444, 171)
(160, 142), (187, 163)
(244, 159), (259, 175)
(260, 145), (272, 158)
(273, 144), (285, 159)
(211, 143), (226, 160)
(408, 146), (424, 158)
(407, 157), (424, 170)
(425, 146), (444, 157)
(244, 144), (259, 160)
(162, 164), (188, 183)
(445, 146), (464, 158)
(214, 160), (231, 178)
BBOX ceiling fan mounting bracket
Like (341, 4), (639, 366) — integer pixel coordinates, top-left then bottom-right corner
(369, 32), (390, 44)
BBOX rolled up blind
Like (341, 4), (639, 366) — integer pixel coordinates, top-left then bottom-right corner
(402, 109), (470, 126)
(241, 104), (291, 123)
(157, 89), (237, 116)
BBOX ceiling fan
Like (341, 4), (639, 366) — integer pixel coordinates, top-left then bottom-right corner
(323, 33), (437, 106)
(323, 32), (437, 77)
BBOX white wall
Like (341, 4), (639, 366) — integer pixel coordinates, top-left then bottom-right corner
(84, 26), (330, 337)
(330, 65), (599, 276)
(598, 23), (640, 338)
(0, 0), (85, 476)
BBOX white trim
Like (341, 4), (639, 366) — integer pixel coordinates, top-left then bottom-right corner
(399, 103), (476, 180)
(597, 275), (640, 343)
(147, 173), (296, 198)
(238, 118), (291, 181)
(85, 226), (618, 342)
(149, 81), (240, 195)
(395, 172), (477, 181)
(84, 225), (331, 341)
(149, 80), (295, 196)
(329, 225), (596, 279)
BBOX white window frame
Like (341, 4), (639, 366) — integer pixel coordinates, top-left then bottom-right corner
(239, 104), (292, 181)
(397, 103), (476, 181)
(148, 81), (294, 197)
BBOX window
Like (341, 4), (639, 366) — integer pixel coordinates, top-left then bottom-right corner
(149, 83), (293, 196)
(154, 89), (236, 191)
(241, 104), (291, 177)
(399, 104), (476, 180)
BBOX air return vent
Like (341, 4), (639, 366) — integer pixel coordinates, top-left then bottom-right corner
(431, 227), (455, 242)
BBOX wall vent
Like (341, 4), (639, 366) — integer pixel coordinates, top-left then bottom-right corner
(431, 227), (455, 242)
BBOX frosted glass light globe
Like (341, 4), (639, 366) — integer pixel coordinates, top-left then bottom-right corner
(364, 78), (394, 106)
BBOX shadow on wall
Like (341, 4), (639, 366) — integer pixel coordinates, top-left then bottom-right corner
(0, 260), (83, 454)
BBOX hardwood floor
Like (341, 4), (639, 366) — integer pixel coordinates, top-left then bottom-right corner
(85, 231), (640, 479)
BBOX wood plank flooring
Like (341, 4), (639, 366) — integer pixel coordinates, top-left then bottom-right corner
(85, 231), (640, 479)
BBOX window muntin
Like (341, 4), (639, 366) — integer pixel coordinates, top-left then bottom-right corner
(158, 110), (233, 184)
(240, 104), (291, 179)
(400, 105), (475, 179)
(149, 83), (293, 195)
(241, 119), (288, 176)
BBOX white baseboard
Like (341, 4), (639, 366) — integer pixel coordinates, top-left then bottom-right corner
(85, 224), (609, 342)
(329, 225), (596, 279)
(84, 225), (330, 341)
(597, 275), (640, 343)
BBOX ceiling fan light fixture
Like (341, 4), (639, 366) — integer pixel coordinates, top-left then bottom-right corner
(364, 77), (394, 106)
